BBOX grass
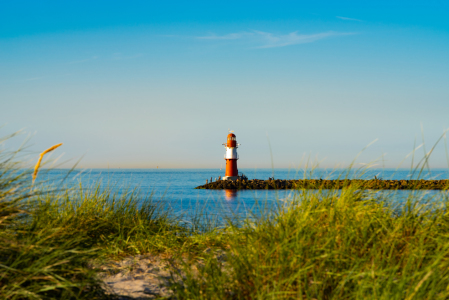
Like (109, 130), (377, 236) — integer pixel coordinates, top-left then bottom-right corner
(0, 139), (222, 299)
(32, 143), (63, 184)
(2, 135), (449, 299)
(173, 186), (449, 299)
(0, 146), (107, 299)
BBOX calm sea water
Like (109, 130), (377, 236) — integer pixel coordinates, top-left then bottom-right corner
(37, 168), (449, 222)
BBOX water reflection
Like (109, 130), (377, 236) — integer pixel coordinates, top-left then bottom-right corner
(224, 189), (238, 201)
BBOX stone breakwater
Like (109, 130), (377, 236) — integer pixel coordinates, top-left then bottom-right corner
(196, 179), (449, 190)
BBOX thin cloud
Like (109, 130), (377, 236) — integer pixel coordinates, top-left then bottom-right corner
(22, 76), (45, 82)
(13, 76), (45, 83)
(197, 32), (252, 40)
(111, 53), (143, 60)
(196, 30), (355, 48)
(336, 16), (362, 22)
(68, 56), (98, 64)
(254, 30), (353, 48)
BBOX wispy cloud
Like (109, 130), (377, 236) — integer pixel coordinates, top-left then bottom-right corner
(336, 16), (362, 22)
(254, 31), (353, 48)
(197, 32), (250, 40)
(196, 30), (355, 48)
(22, 76), (45, 82)
(68, 56), (98, 64)
(111, 53), (143, 60)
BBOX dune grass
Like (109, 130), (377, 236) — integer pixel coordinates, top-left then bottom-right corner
(0, 176), (224, 299)
(0, 148), (108, 299)
(32, 143), (63, 184)
(3, 134), (449, 299)
(0, 140), (222, 299)
(171, 186), (449, 299)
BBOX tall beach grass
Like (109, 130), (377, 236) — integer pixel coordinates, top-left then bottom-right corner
(0, 137), (220, 299)
(172, 182), (449, 299)
(2, 132), (449, 299)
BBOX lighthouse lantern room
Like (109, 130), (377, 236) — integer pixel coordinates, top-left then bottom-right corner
(223, 133), (240, 181)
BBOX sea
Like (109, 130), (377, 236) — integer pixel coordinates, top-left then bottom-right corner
(37, 168), (449, 224)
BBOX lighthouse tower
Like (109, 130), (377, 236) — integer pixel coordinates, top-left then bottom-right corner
(223, 133), (240, 181)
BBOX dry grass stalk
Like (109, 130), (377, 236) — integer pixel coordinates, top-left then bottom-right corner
(32, 143), (63, 184)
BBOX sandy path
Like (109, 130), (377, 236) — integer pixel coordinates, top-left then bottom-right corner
(98, 254), (181, 299)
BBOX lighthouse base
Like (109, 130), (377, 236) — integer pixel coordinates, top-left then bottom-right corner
(222, 176), (239, 181)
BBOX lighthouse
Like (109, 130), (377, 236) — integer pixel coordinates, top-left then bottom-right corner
(223, 133), (240, 181)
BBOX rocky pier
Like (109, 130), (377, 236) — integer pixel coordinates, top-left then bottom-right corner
(195, 179), (449, 190)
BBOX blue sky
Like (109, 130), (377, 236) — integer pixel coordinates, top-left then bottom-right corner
(1, 1), (449, 169)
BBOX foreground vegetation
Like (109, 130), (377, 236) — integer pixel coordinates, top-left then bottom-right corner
(2, 141), (449, 299)
(0, 143), (223, 299)
(175, 188), (449, 299)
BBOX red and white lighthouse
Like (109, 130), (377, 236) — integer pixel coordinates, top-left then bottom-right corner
(223, 133), (240, 181)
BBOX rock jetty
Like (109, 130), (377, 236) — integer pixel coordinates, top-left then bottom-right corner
(196, 179), (449, 190)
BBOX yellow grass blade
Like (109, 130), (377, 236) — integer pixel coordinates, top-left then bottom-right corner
(32, 143), (63, 184)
